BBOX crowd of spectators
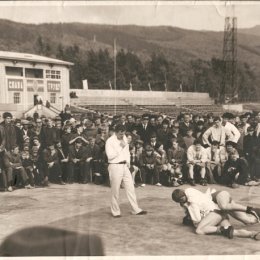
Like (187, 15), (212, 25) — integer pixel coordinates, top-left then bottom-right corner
(0, 107), (260, 192)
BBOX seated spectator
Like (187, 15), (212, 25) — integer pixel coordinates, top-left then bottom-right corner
(130, 126), (141, 145)
(3, 145), (32, 191)
(68, 138), (87, 184)
(187, 140), (207, 186)
(169, 127), (185, 149)
(154, 142), (171, 186)
(167, 138), (185, 187)
(30, 146), (45, 186)
(139, 145), (161, 187)
(148, 132), (159, 149)
(88, 137), (106, 184)
(205, 141), (221, 184)
(56, 141), (69, 183)
(43, 143), (65, 185)
(70, 123), (89, 145)
(157, 119), (171, 150)
(129, 144), (141, 187)
(21, 150), (35, 188)
(222, 150), (257, 188)
(135, 139), (144, 161)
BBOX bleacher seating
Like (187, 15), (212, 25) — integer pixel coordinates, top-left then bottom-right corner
(71, 90), (221, 116)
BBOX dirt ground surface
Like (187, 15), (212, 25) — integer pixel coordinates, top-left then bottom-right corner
(0, 183), (260, 256)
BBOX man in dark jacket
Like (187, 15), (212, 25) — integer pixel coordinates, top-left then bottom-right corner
(68, 138), (88, 183)
(0, 112), (17, 152)
(42, 143), (65, 185)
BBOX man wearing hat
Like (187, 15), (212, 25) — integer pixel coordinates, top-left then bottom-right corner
(68, 138), (88, 184)
(42, 143), (65, 185)
(0, 112), (17, 152)
(105, 124), (147, 217)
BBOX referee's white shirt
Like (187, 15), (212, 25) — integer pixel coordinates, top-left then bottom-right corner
(105, 134), (130, 164)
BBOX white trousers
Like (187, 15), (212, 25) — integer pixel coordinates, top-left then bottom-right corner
(108, 164), (142, 216)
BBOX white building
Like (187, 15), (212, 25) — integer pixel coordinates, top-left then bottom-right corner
(0, 51), (73, 117)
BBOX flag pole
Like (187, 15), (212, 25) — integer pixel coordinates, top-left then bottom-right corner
(114, 38), (117, 116)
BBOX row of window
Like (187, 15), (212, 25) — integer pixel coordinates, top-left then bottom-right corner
(5, 67), (61, 79)
(13, 93), (57, 104)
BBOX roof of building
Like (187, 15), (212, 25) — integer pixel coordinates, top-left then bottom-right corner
(0, 51), (73, 66)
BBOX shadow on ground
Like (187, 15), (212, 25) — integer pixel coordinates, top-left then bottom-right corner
(49, 196), (260, 256)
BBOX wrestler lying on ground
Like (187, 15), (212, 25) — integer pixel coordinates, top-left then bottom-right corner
(172, 188), (260, 240)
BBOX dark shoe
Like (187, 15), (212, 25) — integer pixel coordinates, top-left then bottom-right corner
(220, 226), (234, 239)
(189, 179), (196, 186)
(113, 215), (121, 218)
(136, 210), (147, 215)
(247, 207), (260, 222)
(200, 178), (207, 186)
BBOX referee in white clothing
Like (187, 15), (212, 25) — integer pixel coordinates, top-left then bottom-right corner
(105, 124), (147, 217)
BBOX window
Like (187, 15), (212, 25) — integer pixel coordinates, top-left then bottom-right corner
(50, 93), (56, 104)
(13, 93), (21, 104)
(25, 68), (43, 78)
(46, 70), (61, 79)
(5, 66), (23, 76)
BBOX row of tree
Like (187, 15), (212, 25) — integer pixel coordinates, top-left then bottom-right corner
(34, 36), (258, 102)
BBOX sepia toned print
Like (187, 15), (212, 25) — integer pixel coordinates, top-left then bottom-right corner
(0, 1), (259, 258)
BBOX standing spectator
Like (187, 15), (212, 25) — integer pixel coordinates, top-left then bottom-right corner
(183, 128), (195, 150)
(1, 112), (17, 152)
(179, 113), (194, 137)
(157, 119), (171, 150)
(105, 124), (146, 217)
(42, 118), (58, 148)
(56, 141), (69, 183)
(222, 113), (241, 144)
(137, 114), (154, 144)
(31, 118), (44, 145)
(202, 116), (232, 147)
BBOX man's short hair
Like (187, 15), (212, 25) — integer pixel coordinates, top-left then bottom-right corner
(172, 189), (186, 203)
(114, 124), (126, 133)
(213, 116), (221, 122)
(193, 139), (202, 146)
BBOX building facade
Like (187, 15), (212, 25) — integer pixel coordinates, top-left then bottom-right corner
(0, 51), (73, 117)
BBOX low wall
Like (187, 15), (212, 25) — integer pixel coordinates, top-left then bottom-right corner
(74, 89), (211, 100)
(223, 104), (244, 113)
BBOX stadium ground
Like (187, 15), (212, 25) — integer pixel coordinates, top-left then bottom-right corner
(0, 183), (260, 256)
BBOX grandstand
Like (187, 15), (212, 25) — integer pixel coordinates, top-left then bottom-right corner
(71, 89), (223, 116)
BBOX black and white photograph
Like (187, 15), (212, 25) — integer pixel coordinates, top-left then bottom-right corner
(0, 0), (260, 257)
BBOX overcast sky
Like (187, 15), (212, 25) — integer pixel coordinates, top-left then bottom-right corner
(0, 1), (259, 31)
